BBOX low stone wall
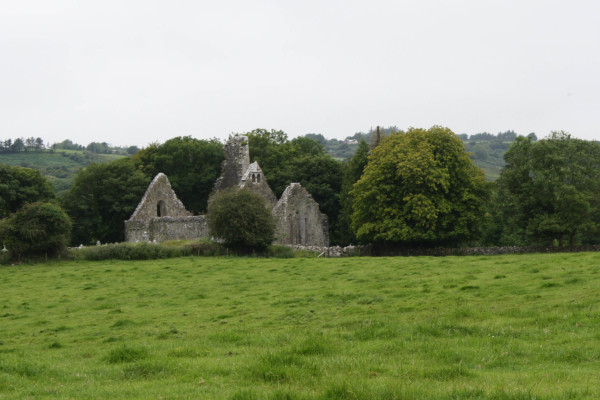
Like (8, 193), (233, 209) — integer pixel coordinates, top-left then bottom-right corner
(125, 216), (209, 243)
(286, 244), (600, 257)
(286, 244), (371, 257)
(370, 244), (600, 257)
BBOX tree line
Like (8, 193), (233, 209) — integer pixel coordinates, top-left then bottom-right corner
(0, 137), (140, 155)
(0, 137), (46, 153)
(1, 127), (600, 259)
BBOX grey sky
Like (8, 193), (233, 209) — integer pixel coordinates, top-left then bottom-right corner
(1, 0), (599, 147)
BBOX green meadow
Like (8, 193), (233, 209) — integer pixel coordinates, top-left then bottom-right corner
(1, 253), (599, 399)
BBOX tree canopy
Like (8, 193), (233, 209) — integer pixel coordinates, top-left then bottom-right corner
(0, 164), (55, 218)
(61, 158), (149, 245)
(494, 132), (600, 246)
(351, 126), (489, 245)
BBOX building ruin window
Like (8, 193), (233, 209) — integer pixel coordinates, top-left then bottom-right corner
(252, 174), (256, 183)
(157, 200), (167, 217)
(257, 173), (261, 183)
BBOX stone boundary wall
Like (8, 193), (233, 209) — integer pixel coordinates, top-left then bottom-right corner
(287, 244), (600, 257)
(286, 244), (371, 257)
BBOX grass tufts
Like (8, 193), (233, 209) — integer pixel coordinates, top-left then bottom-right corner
(292, 335), (333, 356)
(230, 390), (259, 400)
(250, 350), (320, 383)
(111, 319), (135, 329)
(120, 360), (172, 380)
(540, 282), (561, 288)
(104, 345), (148, 364)
(265, 245), (295, 258)
(459, 285), (480, 291)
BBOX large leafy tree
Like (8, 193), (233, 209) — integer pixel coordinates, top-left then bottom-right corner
(208, 188), (275, 253)
(495, 132), (600, 246)
(351, 126), (489, 245)
(61, 158), (149, 245)
(0, 164), (55, 218)
(132, 136), (223, 214)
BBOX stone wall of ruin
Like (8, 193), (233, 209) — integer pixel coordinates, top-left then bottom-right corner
(125, 216), (209, 243)
(272, 183), (329, 247)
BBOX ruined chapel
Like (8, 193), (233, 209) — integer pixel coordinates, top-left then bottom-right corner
(124, 135), (329, 247)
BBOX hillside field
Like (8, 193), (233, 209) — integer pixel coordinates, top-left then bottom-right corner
(1, 253), (599, 399)
(0, 151), (125, 193)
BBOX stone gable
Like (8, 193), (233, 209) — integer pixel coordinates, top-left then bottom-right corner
(272, 183), (329, 247)
(239, 161), (278, 208)
(128, 173), (190, 220)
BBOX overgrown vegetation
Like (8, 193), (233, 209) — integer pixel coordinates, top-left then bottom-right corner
(0, 253), (598, 398)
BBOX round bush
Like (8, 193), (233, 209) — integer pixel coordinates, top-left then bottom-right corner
(208, 188), (275, 254)
(0, 201), (71, 259)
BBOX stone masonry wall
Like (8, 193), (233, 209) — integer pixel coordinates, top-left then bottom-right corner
(272, 183), (329, 247)
(212, 135), (250, 193)
(125, 216), (208, 243)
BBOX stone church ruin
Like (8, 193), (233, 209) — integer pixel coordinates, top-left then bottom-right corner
(125, 135), (328, 246)
(124, 173), (209, 243)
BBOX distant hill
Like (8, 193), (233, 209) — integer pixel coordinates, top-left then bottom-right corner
(461, 139), (509, 181)
(0, 150), (126, 194)
(306, 128), (534, 181)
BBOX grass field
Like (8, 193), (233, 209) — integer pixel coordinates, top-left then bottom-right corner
(1, 253), (599, 399)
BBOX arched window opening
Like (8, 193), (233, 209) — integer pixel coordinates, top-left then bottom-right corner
(256, 173), (261, 183)
(157, 200), (167, 217)
(252, 174), (256, 183)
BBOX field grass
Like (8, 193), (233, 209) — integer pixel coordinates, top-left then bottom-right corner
(1, 253), (599, 399)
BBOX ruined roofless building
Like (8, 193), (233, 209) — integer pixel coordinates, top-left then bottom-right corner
(125, 134), (329, 246)
(124, 173), (208, 243)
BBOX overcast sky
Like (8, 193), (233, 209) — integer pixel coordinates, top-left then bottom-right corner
(1, 0), (599, 147)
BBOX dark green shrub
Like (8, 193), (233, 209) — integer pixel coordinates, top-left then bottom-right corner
(208, 188), (275, 254)
(0, 202), (71, 260)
